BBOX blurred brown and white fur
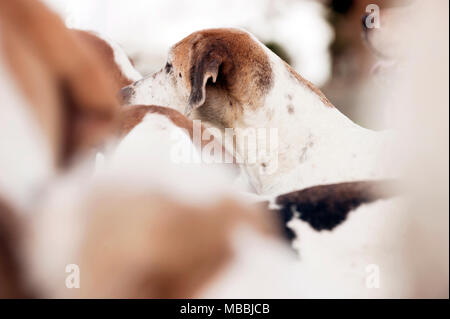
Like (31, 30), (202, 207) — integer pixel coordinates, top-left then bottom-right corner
(121, 28), (397, 196)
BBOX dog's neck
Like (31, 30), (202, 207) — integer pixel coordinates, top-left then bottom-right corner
(226, 56), (394, 195)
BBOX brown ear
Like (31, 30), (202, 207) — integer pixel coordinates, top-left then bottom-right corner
(186, 47), (229, 115)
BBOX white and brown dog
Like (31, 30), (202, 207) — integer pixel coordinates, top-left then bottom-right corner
(120, 28), (397, 196)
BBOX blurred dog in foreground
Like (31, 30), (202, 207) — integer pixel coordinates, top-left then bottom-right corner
(0, 0), (122, 297)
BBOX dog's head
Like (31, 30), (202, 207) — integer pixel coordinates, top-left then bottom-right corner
(120, 28), (274, 128)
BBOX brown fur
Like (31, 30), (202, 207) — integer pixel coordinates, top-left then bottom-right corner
(0, 0), (119, 166)
(171, 29), (273, 126)
(74, 192), (278, 298)
(73, 30), (135, 91)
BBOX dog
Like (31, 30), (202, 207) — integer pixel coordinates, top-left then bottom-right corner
(120, 28), (397, 196)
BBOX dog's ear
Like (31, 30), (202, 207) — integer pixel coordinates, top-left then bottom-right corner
(186, 44), (231, 115)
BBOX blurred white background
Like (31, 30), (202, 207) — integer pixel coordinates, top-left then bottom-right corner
(43, 0), (334, 86)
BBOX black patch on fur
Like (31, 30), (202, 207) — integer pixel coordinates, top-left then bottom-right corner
(275, 180), (398, 236)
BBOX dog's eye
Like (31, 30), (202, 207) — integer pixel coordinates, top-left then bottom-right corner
(165, 62), (173, 73)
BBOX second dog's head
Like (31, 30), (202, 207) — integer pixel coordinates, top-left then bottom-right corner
(121, 28), (333, 132)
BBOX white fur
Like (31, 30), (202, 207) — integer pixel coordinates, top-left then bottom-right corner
(199, 225), (302, 298)
(200, 196), (415, 298)
(126, 66), (189, 113)
(289, 197), (414, 298)
(0, 46), (54, 212)
(23, 169), (89, 297)
(97, 112), (245, 205)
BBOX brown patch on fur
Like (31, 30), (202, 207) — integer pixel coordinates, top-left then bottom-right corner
(0, 198), (28, 298)
(171, 29), (273, 123)
(73, 30), (134, 90)
(75, 192), (279, 298)
(284, 61), (334, 107)
(0, 0), (119, 166)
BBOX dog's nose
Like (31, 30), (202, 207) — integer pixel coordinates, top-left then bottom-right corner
(118, 86), (134, 104)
